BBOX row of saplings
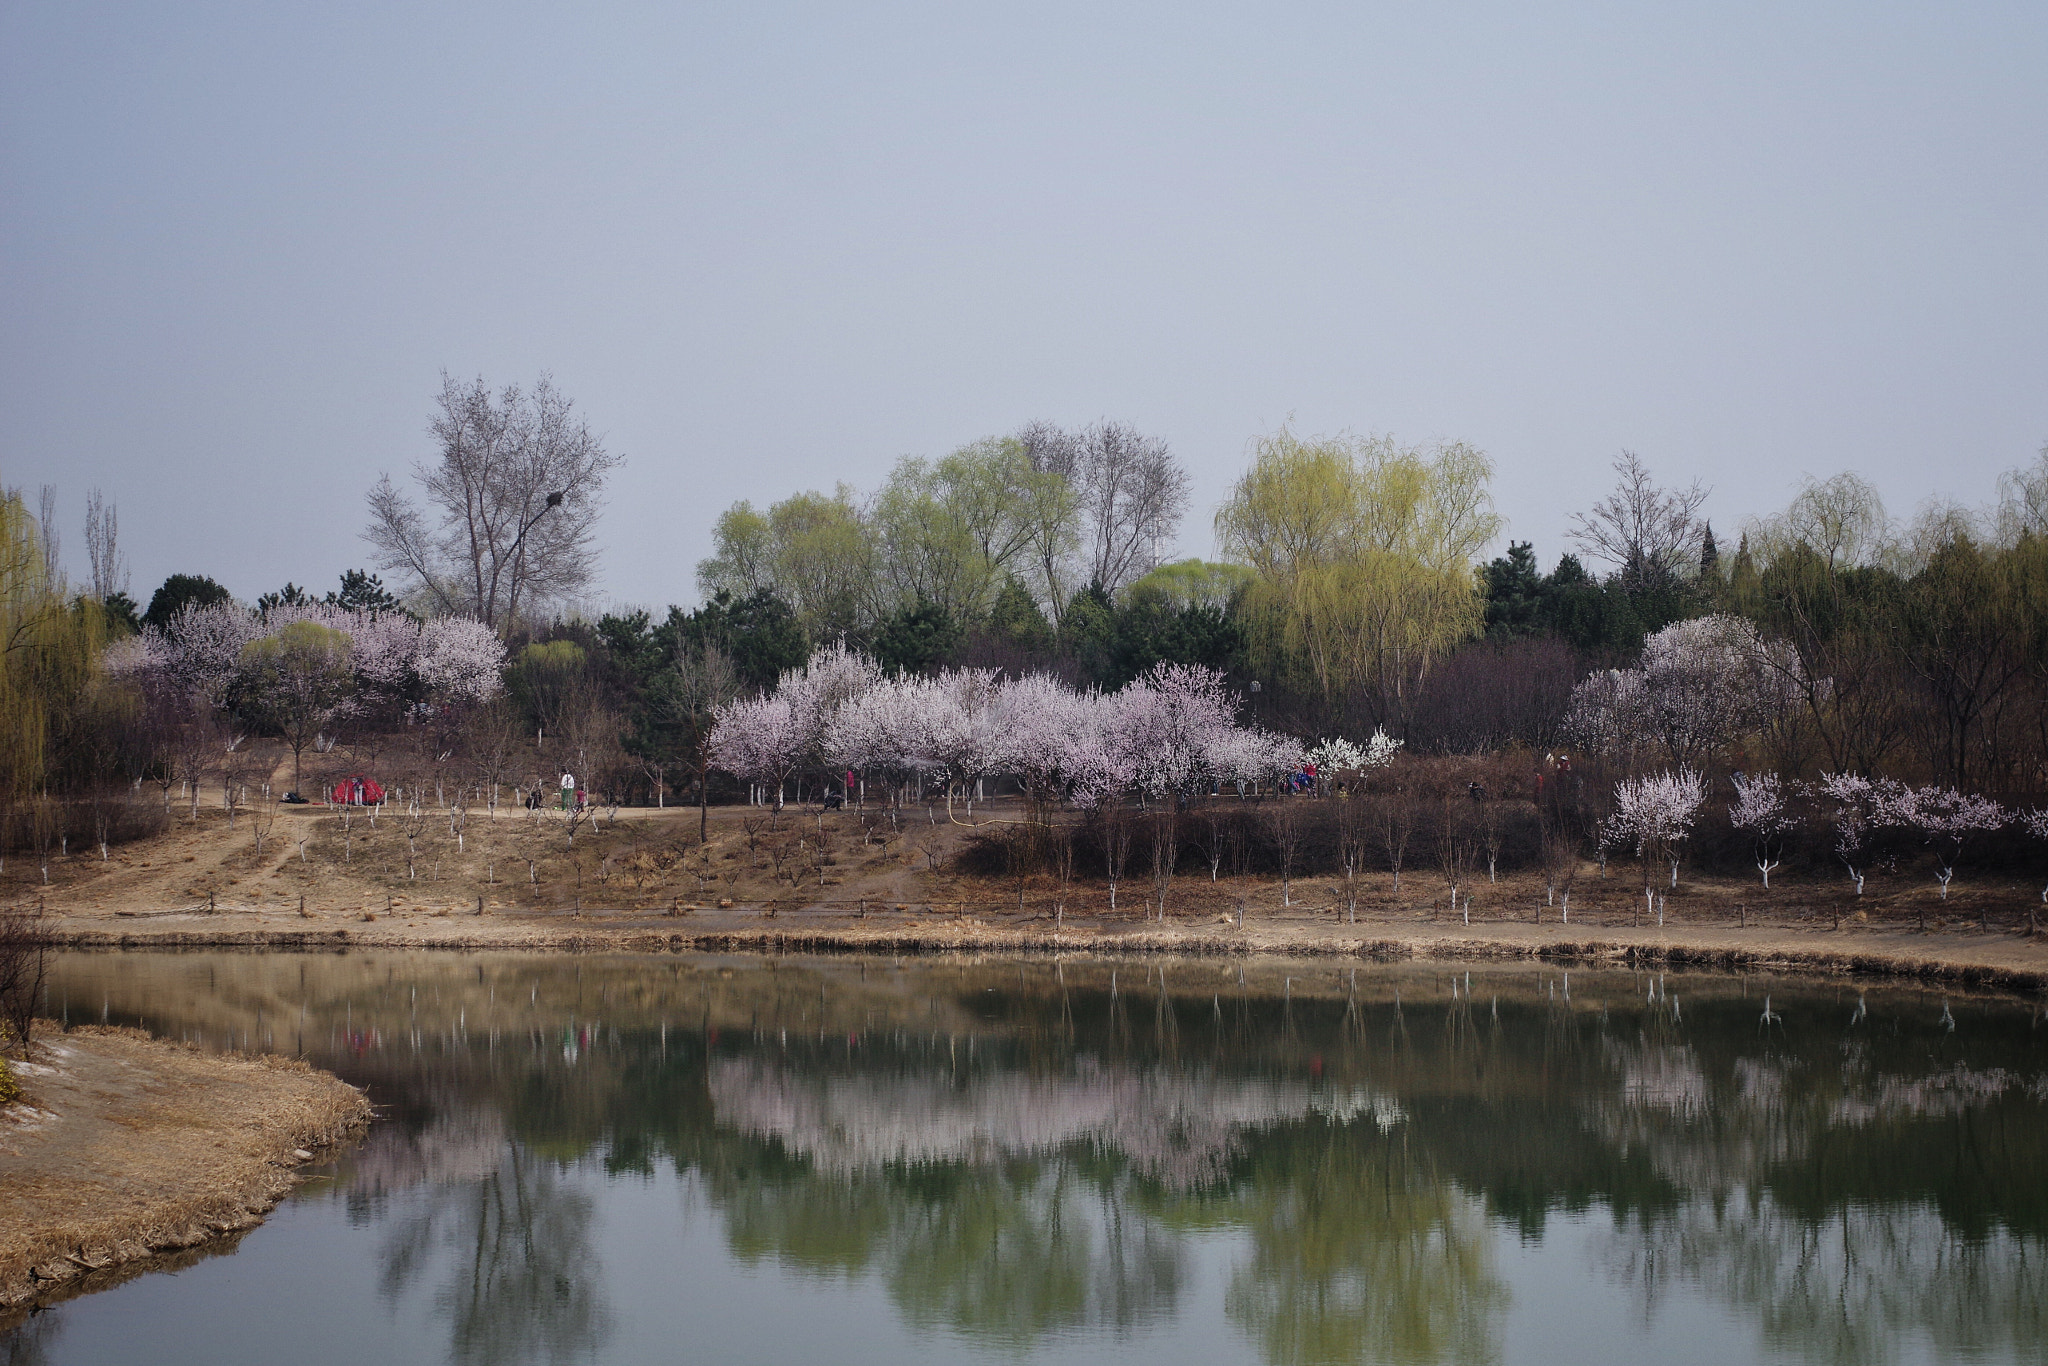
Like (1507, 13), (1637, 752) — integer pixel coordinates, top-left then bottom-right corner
(951, 768), (2048, 930)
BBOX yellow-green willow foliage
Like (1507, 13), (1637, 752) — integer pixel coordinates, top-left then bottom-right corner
(0, 490), (111, 807)
(1216, 429), (1500, 724)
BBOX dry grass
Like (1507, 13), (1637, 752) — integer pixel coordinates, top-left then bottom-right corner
(12, 793), (2048, 990)
(0, 1023), (369, 1312)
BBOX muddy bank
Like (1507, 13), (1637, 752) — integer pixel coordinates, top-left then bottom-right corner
(35, 904), (2048, 995)
(0, 1025), (370, 1314)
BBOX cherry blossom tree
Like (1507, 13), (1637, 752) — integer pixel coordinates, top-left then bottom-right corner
(1817, 772), (1910, 896)
(1729, 772), (1797, 888)
(1119, 664), (1236, 807)
(2021, 808), (2048, 924)
(716, 653), (1299, 835)
(1891, 786), (2004, 901)
(1307, 731), (1401, 787)
(1567, 615), (1806, 766)
(413, 617), (508, 707)
(993, 673), (1095, 816)
(1601, 768), (1708, 916)
(926, 669), (1008, 817)
(708, 693), (805, 808)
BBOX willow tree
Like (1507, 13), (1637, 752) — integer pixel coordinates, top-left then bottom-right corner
(1216, 429), (1499, 730)
(871, 439), (1065, 626)
(697, 487), (874, 640)
(0, 490), (110, 816)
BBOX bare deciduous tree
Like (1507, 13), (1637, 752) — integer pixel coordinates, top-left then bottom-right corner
(84, 487), (127, 602)
(1567, 451), (1709, 590)
(0, 905), (49, 1053)
(1012, 419), (1189, 606)
(662, 641), (740, 843)
(1076, 421), (1190, 593)
(1264, 800), (1305, 908)
(365, 373), (621, 632)
(36, 486), (60, 588)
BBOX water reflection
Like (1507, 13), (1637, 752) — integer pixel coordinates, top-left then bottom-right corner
(376, 1144), (612, 1366)
(21, 953), (2048, 1366)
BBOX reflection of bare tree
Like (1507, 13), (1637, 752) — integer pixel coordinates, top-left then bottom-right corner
(0, 1311), (59, 1366)
(888, 1170), (1180, 1343)
(377, 1144), (612, 1366)
(1221, 1132), (1505, 1366)
(1594, 1199), (2048, 1366)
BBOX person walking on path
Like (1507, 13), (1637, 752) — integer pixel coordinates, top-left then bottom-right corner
(559, 772), (575, 811)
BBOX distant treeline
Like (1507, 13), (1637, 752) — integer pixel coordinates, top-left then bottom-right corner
(6, 380), (2046, 867)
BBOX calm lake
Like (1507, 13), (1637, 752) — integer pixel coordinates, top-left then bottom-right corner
(8, 950), (2046, 1366)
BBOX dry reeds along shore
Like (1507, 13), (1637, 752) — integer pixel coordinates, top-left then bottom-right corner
(0, 1024), (370, 1315)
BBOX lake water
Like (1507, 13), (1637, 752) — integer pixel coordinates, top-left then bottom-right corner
(7, 950), (2046, 1366)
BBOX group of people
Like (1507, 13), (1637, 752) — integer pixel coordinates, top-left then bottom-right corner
(524, 772), (587, 812)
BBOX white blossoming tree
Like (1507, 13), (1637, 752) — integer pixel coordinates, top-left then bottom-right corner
(1891, 786), (2004, 902)
(1601, 767), (1708, 918)
(1307, 731), (1402, 786)
(1566, 614), (1806, 766)
(1728, 772), (1797, 888)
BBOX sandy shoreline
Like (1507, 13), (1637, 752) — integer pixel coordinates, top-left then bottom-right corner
(0, 1026), (370, 1316)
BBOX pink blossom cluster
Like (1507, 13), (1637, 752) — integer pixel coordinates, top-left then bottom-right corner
(1728, 771), (1796, 838)
(709, 650), (1305, 809)
(1729, 772), (1797, 886)
(1818, 772), (2005, 895)
(111, 601), (505, 710)
(1602, 767), (1709, 862)
(1567, 614), (1805, 763)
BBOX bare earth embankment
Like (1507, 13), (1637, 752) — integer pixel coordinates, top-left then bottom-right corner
(12, 800), (2048, 992)
(0, 1026), (369, 1315)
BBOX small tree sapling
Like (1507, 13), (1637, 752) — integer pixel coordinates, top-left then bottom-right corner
(1729, 772), (1796, 888)
(1602, 768), (1708, 922)
(1893, 786), (2004, 901)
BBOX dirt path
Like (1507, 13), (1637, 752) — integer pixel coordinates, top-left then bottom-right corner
(0, 1026), (369, 1315)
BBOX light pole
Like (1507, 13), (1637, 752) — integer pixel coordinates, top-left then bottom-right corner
(497, 490), (566, 631)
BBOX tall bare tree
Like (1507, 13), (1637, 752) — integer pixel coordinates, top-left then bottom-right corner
(1076, 421), (1189, 593)
(1012, 419), (1188, 609)
(83, 488), (127, 602)
(365, 373), (620, 632)
(662, 641), (740, 842)
(1567, 451), (1709, 590)
(36, 486), (59, 589)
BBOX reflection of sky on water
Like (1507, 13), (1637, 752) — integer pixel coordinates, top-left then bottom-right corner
(11, 953), (2048, 1366)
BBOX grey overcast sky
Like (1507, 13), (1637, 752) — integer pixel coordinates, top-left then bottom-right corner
(3, 0), (2044, 609)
